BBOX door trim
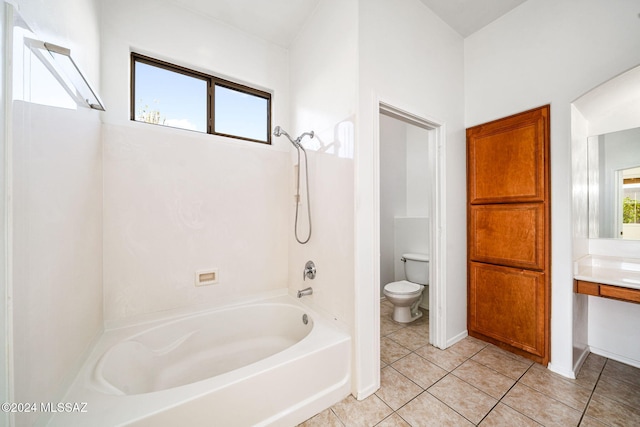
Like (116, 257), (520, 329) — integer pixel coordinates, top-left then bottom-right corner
(354, 97), (448, 399)
(377, 101), (447, 350)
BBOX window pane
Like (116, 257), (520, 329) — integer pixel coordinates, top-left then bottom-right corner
(134, 61), (207, 132)
(214, 85), (268, 142)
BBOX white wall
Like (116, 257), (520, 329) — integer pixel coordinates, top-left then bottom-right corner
(406, 125), (430, 217)
(357, 0), (465, 397)
(288, 0), (357, 329)
(465, 0), (640, 376)
(100, 0), (292, 322)
(571, 105), (590, 369)
(9, 1), (103, 425)
(0, 5), (8, 427)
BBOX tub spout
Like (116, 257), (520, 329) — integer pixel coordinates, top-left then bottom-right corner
(297, 287), (313, 298)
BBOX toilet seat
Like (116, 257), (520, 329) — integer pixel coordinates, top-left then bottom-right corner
(384, 280), (422, 296)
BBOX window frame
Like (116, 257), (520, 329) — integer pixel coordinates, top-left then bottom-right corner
(130, 52), (272, 144)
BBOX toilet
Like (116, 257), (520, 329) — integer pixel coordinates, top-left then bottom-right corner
(383, 253), (429, 323)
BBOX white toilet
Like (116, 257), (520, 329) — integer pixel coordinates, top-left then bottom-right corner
(383, 253), (429, 323)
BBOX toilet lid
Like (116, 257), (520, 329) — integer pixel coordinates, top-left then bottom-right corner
(384, 280), (422, 295)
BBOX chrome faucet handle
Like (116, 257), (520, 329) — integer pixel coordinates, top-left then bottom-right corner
(303, 260), (316, 281)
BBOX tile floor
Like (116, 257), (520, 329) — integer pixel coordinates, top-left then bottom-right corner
(299, 300), (640, 426)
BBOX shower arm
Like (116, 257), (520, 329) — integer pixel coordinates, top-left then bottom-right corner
(295, 131), (314, 146)
(273, 126), (314, 149)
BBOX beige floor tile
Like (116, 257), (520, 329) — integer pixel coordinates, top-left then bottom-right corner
(579, 416), (609, 427)
(593, 375), (640, 412)
(581, 353), (607, 373)
(387, 327), (429, 351)
(427, 374), (498, 424)
(381, 336), (412, 365)
(601, 359), (640, 387)
(487, 344), (536, 365)
(381, 317), (405, 337)
(449, 336), (488, 358)
(403, 309), (429, 336)
(397, 392), (474, 427)
(502, 383), (582, 427)
(391, 353), (447, 389)
(471, 346), (533, 380)
(479, 402), (541, 426)
(297, 408), (344, 427)
(331, 394), (392, 427)
(520, 364), (592, 411)
(452, 359), (516, 399)
(381, 300), (395, 316)
(574, 363), (601, 391)
(585, 393), (640, 427)
(376, 366), (423, 411)
(414, 345), (468, 371)
(376, 413), (411, 427)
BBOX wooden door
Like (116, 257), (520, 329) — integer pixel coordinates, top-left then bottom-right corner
(467, 105), (550, 365)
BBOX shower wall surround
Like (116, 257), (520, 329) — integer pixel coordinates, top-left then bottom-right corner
(287, 0), (357, 330)
(10, 1), (103, 425)
(101, 0), (291, 322)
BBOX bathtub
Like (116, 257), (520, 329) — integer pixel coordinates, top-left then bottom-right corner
(48, 292), (351, 427)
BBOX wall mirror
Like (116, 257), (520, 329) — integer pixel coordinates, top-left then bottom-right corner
(588, 127), (640, 239)
(574, 63), (640, 240)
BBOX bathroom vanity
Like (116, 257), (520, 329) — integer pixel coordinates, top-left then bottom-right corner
(574, 255), (640, 304)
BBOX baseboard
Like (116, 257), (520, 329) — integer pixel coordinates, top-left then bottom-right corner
(589, 346), (640, 369)
(356, 383), (379, 400)
(571, 346), (590, 377)
(446, 330), (468, 348)
(548, 362), (577, 379)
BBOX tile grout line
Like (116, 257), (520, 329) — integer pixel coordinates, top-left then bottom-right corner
(378, 345), (475, 425)
(382, 319), (558, 427)
(386, 342), (496, 426)
(575, 358), (607, 427)
(477, 361), (541, 426)
(307, 306), (638, 427)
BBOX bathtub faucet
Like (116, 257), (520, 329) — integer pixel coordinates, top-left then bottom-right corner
(297, 287), (313, 298)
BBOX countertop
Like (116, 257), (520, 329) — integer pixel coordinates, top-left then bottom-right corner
(573, 255), (640, 290)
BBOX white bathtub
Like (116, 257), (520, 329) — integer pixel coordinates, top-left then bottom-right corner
(48, 292), (351, 427)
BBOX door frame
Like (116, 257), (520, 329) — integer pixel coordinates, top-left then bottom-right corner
(377, 101), (447, 349)
(354, 98), (447, 399)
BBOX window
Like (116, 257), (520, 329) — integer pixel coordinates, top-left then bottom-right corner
(131, 53), (271, 144)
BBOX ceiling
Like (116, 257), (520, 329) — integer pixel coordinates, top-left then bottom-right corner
(418, 0), (528, 37)
(171, 0), (323, 47)
(171, 0), (528, 47)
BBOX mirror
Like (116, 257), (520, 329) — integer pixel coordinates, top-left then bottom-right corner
(588, 127), (640, 239)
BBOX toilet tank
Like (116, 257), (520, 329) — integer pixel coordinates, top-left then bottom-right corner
(402, 253), (429, 285)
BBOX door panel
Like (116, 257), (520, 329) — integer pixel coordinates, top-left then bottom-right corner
(468, 262), (546, 357)
(469, 203), (545, 270)
(467, 110), (547, 204)
(467, 105), (550, 365)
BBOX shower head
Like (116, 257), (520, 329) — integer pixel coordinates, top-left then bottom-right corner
(273, 126), (297, 147)
(273, 125), (314, 149)
(273, 125), (284, 137)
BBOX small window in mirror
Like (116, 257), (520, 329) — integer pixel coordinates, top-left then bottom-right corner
(623, 167), (640, 225)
